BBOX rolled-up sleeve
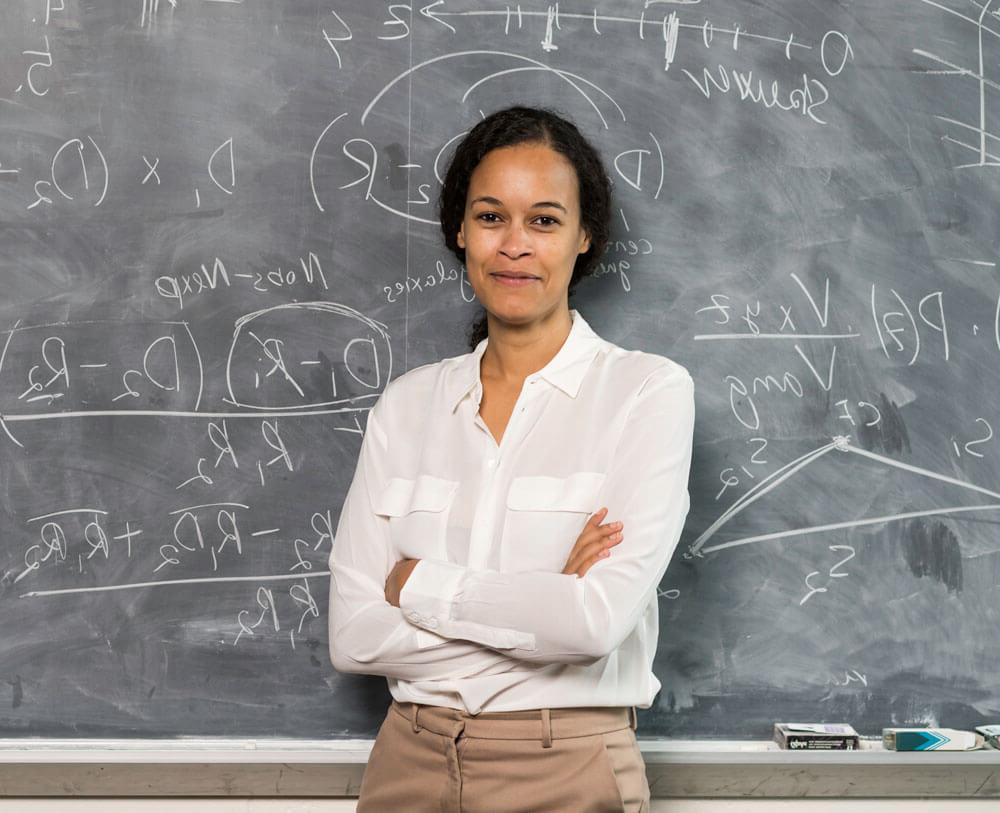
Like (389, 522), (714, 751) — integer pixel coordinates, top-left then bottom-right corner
(399, 366), (695, 664)
(328, 398), (537, 680)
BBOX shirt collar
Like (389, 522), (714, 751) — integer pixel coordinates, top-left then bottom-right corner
(446, 309), (603, 413)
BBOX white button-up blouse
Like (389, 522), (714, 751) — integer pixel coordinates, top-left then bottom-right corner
(328, 309), (695, 714)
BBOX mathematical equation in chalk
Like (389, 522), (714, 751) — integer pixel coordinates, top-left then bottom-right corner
(0, 303), (391, 435)
(12, 500), (333, 651)
(320, 1), (852, 113)
(7, 132), (237, 214)
(687, 261), (1000, 613)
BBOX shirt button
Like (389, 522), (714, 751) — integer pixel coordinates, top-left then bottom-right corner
(487, 459), (496, 468)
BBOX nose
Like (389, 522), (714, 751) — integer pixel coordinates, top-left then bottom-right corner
(498, 222), (532, 260)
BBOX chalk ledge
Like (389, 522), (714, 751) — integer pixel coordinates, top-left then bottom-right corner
(1, 737), (997, 763)
(0, 739), (997, 797)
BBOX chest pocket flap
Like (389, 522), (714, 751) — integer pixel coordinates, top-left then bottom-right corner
(374, 475), (458, 517)
(506, 471), (606, 512)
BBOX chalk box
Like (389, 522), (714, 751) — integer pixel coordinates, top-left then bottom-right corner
(882, 728), (983, 751)
(773, 723), (859, 750)
(976, 725), (1000, 749)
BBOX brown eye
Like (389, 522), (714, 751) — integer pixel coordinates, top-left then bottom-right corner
(534, 216), (559, 227)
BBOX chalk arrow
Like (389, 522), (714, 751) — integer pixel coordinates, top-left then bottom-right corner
(420, 1), (456, 33)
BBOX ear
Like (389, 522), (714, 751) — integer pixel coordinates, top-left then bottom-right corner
(457, 224), (466, 250)
(578, 229), (591, 255)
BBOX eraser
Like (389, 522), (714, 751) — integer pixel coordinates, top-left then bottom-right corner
(882, 728), (983, 751)
(774, 723), (859, 750)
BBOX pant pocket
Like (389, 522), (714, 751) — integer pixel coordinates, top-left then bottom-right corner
(357, 709), (450, 813)
(598, 727), (651, 812)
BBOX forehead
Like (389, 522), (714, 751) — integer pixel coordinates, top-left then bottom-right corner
(467, 143), (579, 207)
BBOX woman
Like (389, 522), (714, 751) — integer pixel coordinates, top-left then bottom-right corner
(329, 106), (694, 812)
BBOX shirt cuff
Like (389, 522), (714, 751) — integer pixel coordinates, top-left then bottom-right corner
(398, 558), (465, 631)
(399, 559), (536, 651)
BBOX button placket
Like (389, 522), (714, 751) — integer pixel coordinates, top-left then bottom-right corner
(467, 381), (542, 570)
(466, 432), (499, 570)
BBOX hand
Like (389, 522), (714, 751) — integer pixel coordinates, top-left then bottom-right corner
(561, 507), (624, 578)
(385, 558), (420, 607)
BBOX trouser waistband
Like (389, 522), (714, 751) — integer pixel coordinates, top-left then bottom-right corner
(391, 700), (637, 749)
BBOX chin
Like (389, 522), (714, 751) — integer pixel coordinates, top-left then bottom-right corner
(487, 300), (561, 326)
(483, 301), (532, 321)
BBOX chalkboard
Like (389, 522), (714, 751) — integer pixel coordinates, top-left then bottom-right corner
(1, 0), (998, 741)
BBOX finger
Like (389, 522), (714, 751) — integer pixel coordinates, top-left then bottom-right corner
(571, 520), (621, 559)
(563, 517), (611, 570)
(583, 519), (622, 538)
(565, 530), (623, 574)
(573, 532), (624, 571)
(583, 530), (624, 557)
(564, 541), (599, 574)
(576, 547), (612, 578)
(587, 507), (609, 527)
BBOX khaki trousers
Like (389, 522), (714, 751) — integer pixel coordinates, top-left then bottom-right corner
(356, 699), (651, 812)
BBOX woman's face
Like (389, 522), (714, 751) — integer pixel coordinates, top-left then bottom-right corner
(457, 142), (591, 327)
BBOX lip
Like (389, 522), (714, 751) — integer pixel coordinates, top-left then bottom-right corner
(490, 272), (541, 287)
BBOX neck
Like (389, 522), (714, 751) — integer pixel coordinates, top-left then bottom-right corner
(480, 306), (573, 386)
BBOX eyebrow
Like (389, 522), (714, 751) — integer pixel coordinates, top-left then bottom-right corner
(469, 196), (568, 214)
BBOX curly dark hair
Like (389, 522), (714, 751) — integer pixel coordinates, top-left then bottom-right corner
(438, 106), (613, 349)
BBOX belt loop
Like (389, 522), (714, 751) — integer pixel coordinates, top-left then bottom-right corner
(411, 703), (422, 734)
(629, 706), (638, 731)
(540, 708), (552, 749)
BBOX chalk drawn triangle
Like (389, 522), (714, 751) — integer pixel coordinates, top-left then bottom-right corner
(687, 436), (1000, 557)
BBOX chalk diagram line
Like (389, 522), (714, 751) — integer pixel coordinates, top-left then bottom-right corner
(913, 0), (1000, 168)
(419, 3), (814, 57)
(19, 569), (330, 599)
(688, 435), (1000, 556)
(311, 51), (627, 220)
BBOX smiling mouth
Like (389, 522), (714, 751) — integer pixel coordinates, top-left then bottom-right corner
(490, 272), (540, 280)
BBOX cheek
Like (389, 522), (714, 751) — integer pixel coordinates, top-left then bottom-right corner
(546, 240), (583, 274)
(464, 233), (498, 267)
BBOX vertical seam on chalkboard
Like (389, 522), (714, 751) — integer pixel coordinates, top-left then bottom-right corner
(404, 4), (414, 374)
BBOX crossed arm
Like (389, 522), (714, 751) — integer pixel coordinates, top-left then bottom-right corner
(327, 366), (694, 681)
